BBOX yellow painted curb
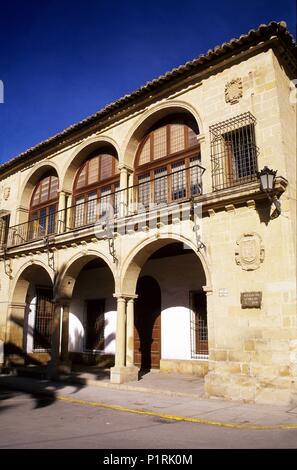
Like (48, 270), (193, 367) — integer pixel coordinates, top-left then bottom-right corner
(57, 395), (297, 430)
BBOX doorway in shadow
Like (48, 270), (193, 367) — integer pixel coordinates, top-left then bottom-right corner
(134, 276), (161, 372)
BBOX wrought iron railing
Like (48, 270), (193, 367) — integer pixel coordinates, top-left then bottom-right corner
(5, 164), (205, 248)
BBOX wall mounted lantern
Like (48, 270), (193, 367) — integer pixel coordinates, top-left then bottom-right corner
(257, 166), (281, 218)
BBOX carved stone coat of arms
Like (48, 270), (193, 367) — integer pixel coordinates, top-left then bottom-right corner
(235, 233), (265, 271)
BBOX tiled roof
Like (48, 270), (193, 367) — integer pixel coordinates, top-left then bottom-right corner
(0, 21), (296, 175)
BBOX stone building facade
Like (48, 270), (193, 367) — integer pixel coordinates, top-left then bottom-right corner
(0, 22), (296, 405)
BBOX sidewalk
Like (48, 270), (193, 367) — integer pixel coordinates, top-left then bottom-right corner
(1, 371), (297, 430)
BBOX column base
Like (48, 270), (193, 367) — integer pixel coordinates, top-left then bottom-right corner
(58, 359), (72, 375)
(47, 359), (72, 380)
(110, 365), (139, 384)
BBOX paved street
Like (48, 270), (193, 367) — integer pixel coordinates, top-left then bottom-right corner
(0, 387), (297, 449)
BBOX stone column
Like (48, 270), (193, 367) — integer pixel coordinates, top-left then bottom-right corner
(110, 295), (139, 383)
(60, 304), (71, 372)
(65, 195), (73, 230)
(127, 173), (135, 215)
(47, 302), (62, 379)
(126, 296), (138, 366)
(119, 166), (129, 217)
(57, 191), (66, 233)
(115, 296), (126, 367)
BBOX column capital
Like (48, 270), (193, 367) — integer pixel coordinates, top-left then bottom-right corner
(113, 293), (138, 300)
(58, 189), (71, 196)
(53, 298), (71, 307)
(118, 163), (133, 173)
(127, 296), (138, 303)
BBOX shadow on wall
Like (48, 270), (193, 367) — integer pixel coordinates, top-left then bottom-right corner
(69, 317), (115, 367)
(1, 314), (96, 410)
(69, 325), (84, 353)
(5, 315), (51, 365)
(255, 200), (272, 225)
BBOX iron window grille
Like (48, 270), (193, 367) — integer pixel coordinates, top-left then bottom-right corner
(33, 287), (54, 351)
(210, 112), (259, 191)
(189, 290), (208, 360)
(0, 214), (10, 249)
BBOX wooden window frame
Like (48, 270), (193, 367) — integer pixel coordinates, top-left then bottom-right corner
(72, 153), (120, 228)
(30, 175), (59, 213)
(28, 175), (59, 240)
(73, 154), (119, 197)
(135, 122), (200, 207)
(28, 203), (58, 240)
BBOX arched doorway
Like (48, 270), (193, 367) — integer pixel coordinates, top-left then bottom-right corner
(57, 253), (116, 366)
(134, 276), (161, 370)
(7, 263), (54, 365)
(121, 237), (210, 376)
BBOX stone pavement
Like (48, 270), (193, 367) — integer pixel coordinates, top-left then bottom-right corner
(0, 370), (297, 430)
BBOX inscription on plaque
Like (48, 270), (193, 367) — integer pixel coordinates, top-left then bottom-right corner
(240, 291), (262, 309)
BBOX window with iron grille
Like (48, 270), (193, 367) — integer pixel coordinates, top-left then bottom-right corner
(0, 213), (10, 249)
(190, 290), (208, 359)
(33, 287), (54, 351)
(210, 112), (259, 191)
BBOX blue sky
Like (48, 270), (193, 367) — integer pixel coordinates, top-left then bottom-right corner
(0, 0), (295, 164)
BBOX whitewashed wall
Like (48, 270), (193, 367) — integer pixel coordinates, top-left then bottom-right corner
(140, 252), (205, 361)
(25, 253), (206, 361)
(25, 286), (36, 353)
(69, 266), (116, 354)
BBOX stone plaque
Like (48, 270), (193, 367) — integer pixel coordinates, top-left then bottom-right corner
(240, 291), (262, 309)
(219, 288), (229, 297)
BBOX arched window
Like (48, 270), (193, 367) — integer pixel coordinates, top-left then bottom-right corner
(29, 174), (59, 238)
(72, 150), (119, 227)
(135, 115), (202, 208)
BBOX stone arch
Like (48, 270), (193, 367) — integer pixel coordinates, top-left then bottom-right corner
(7, 262), (54, 362)
(120, 233), (211, 296)
(18, 162), (60, 223)
(61, 136), (120, 194)
(123, 101), (204, 169)
(55, 250), (117, 303)
(11, 260), (54, 304)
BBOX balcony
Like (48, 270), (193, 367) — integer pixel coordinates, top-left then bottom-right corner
(4, 164), (205, 250)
